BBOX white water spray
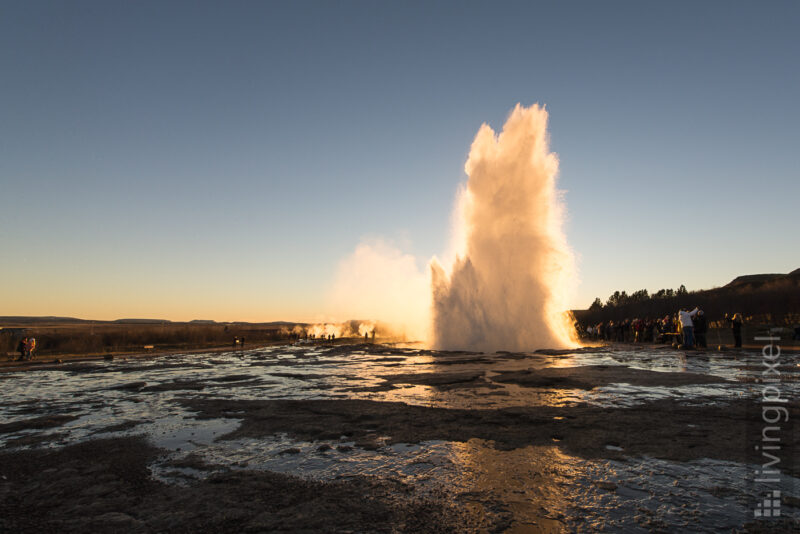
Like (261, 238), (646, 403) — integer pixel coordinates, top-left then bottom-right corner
(431, 103), (578, 351)
(329, 103), (578, 351)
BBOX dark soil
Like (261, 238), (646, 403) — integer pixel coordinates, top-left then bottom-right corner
(0, 414), (79, 434)
(374, 371), (493, 391)
(0, 436), (475, 533)
(141, 380), (207, 392)
(492, 365), (728, 389)
(350, 364), (727, 392)
(89, 420), (148, 435)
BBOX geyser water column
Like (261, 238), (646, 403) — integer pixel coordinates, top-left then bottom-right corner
(431, 103), (579, 352)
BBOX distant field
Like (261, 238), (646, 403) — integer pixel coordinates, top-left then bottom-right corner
(0, 321), (298, 358)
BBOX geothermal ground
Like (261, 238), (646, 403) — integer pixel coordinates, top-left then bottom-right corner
(1, 343), (799, 532)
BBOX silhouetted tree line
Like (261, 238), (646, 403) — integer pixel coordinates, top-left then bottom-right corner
(576, 276), (800, 327)
(591, 285), (690, 311)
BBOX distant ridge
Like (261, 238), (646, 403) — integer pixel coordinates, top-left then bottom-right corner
(0, 316), (309, 326)
(575, 269), (800, 324)
(725, 270), (800, 288)
(114, 318), (171, 324)
(0, 316), (89, 324)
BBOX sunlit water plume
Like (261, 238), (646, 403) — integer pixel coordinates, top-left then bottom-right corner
(431, 103), (578, 351)
(329, 103), (579, 351)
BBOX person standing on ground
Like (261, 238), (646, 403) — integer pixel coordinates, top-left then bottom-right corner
(678, 307), (699, 348)
(16, 337), (27, 361)
(25, 337), (36, 360)
(726, 313), (743, 348)
(693, 310), (708, 348)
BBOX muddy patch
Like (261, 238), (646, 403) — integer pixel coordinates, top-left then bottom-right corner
(141, 380), (207, 392)
(90, 420), (148, 435)
(268, 372), (329, 381)
(110, 381), (148, 391)
(375, 371), (496, 391)
(0, 414), (80, 434)
(493, 365), (728, 389)
(0, 436), (480, 533)
(207, 374), (259, 383)
(3, 432), (68, 448)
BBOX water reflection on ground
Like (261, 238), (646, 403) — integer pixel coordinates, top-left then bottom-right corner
(1, 342), (799, 531)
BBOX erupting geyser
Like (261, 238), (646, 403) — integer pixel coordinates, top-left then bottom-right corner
(330, 103), (578, 351)
(431, 103), (578, 351)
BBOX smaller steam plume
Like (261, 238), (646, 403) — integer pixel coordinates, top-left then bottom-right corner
(280, 320), (381, 340)
(327, 239), (430, 342)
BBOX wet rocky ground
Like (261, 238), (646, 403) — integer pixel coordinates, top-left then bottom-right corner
(1, 342), (799, 532)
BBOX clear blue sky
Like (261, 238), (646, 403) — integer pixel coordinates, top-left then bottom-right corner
(1, 1), (798, 321)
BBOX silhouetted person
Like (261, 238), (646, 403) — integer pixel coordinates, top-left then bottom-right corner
(636, 319), (644, 342)
(16, 337), (27, 361)
(240, 337), (245, 349)
(726, 313), (743, 348)
(678, 308), (699, 348)
(233, 337), (238, 348)
(26, 337), (36, 360)
(693, 310), (708, 348)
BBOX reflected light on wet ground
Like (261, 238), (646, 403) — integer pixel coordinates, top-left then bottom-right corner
(1, 342), (799, 531)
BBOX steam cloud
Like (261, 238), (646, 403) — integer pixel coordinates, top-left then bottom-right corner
(327, 239), (430, 341)
(280, 321), (378, 339)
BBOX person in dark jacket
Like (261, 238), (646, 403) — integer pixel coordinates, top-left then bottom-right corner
(693, 310), (708, 348)
(16, 337), (27, 361)
(726, 313), (743, 348)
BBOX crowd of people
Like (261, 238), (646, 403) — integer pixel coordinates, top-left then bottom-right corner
(15, 337), (37, 361)
(582, 309), (745, 349)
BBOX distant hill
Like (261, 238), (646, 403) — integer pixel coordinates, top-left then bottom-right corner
(574, 269), (800, 326)
(0, 316), (90, 325)
(726, 269), (800, 288)
(0, 316), (308, 327)
(113, 318), (172, 324)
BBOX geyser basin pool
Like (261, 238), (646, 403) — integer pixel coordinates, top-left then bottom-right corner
(1, 343), (799, 532)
